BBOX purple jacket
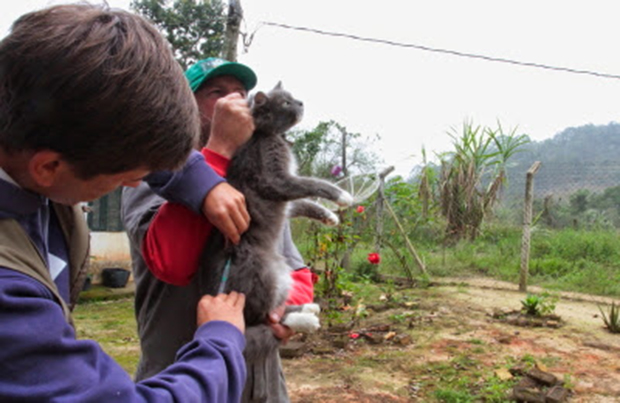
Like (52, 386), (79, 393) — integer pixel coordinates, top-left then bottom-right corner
(0, 150), (245, 402)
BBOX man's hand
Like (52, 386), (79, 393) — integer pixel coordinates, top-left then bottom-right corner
(206, 93), (254, 158)
(267, 304), (295, 343)
(202, 182), (250, 244)
(197, 292), (246, 334)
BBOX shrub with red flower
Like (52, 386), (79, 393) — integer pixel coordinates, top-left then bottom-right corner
(367, 252), (381, 265)
(356, 205), (365, 213)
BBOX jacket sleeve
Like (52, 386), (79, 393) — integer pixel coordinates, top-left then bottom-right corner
(135, 149), (229, 286)
(121, 182), (165, 250)
(285, 268), (316, 305)
(0, 268), (246, 403)
(144, 149), (225, 214)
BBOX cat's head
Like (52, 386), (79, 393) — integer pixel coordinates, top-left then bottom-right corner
(251, 82), (304, 134)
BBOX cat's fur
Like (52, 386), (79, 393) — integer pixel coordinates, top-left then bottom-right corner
(198, 82), (352, 363)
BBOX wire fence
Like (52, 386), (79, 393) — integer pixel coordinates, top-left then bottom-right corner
(500, 161), (620, 230)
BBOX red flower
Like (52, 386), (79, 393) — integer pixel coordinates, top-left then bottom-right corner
(349, 332), (360, 339)
(367, 253), (381, 265)
(356, 205), (365, 213)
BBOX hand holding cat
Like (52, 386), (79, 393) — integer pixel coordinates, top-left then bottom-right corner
(267, 304), (295, 343)
(202, 182), (250, 244)
(196, 291), (246, 333)
(206, 93), (255, 158)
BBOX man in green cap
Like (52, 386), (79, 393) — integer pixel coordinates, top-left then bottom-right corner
(123, 57), (316, 402)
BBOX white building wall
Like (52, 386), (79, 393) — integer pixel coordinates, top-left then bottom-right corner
(89, 231), (132, 282)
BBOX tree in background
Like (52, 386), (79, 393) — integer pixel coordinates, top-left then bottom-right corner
(288, 120), (382, 179)
(131, 0), (227, 68)
(222, 0), (243, 61)
(569, 189), (590, 215)
(438, 121), (529, 241)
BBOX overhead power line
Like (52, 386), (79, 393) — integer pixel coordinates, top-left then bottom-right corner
(262, 22), (620, 81)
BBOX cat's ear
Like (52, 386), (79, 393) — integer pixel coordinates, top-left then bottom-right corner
(254, 91), (269, 106)
(274, 81), (283, 90)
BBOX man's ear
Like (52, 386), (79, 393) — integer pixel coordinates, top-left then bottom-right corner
(28, 150), (65, 188)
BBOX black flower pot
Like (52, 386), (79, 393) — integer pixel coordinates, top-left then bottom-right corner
(82, 276), (92, 292)
(101, 268), (130, 288)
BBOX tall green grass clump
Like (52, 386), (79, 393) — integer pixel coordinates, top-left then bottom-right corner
(422, 223), (522, 280)
(530, 228), (620, 296)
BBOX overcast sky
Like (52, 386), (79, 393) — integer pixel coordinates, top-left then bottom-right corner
(3, 1), (620, 177)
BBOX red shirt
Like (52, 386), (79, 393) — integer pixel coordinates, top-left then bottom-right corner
(142, 148), (314, 305)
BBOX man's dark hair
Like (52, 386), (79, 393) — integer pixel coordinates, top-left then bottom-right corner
(0, 4), (198, 178)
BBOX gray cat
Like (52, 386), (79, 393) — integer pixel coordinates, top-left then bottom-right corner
(198, 82), (352, 363)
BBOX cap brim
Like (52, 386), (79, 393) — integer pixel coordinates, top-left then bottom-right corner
(192, 61), (257, 92)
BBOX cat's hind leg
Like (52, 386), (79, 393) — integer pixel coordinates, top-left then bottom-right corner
(282, 303), (321, 333)
(244, 324), (281, 364)
(288, 199), (339, 226)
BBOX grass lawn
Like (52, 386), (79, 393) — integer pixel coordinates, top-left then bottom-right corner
(73, 296), (139, 375)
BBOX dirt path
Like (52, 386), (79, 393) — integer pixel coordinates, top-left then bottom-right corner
(282, 278), (620, 402)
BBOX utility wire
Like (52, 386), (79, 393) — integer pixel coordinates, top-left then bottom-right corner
(262, 22), (620, 81)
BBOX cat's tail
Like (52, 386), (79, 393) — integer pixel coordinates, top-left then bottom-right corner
(243, 325), (281, 364)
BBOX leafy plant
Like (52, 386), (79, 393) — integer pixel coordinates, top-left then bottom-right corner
(598, 302), (620, 333)
(437, 120), (529, 241)
(539, 292), (559, 315)
(521, 292), (558, 316)
(312, 210), (356, 302)
(521, 294), (542, 316)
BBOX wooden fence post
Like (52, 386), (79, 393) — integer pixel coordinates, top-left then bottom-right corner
(520, 161), (541, 292)
(384, 198), (428, 277)
(374, 167), (395, 253)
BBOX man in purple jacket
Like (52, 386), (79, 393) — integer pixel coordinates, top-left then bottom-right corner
(0, 4), (248, 402)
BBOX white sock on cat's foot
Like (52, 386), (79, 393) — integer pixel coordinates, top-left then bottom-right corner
(322, 211), (339, 226)
(301, 303), (321, 315)
(282, 312), (320, 333)
(336, 191), (354, 207)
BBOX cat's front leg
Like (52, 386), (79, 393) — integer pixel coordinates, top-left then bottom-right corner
(307, 178), (353, 207)
(288, 199), (339, 225)
(269, 176), (353, 207)
(335, 189), (354, 207)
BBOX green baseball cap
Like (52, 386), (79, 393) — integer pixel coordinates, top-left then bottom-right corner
(185, 57), (257, 93)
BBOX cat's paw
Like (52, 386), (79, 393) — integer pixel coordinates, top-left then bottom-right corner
(321, 211), (340, 226)
(336, 191), (354, 207)
(282, 312), (320, 333)
(301, 303), (321, 315)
